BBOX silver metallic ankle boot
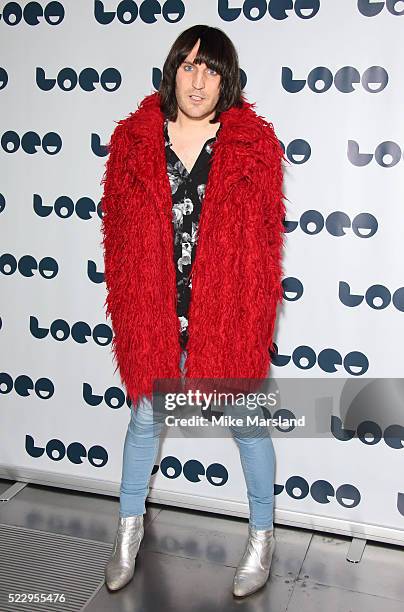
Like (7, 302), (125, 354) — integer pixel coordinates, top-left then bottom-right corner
(104, 514), (144, 591)
(232, 526), (276, 597)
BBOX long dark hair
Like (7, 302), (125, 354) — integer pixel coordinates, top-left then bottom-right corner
(159, 24), (243, 124)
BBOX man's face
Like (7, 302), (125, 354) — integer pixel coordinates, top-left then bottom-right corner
(175, 38), (221, 121)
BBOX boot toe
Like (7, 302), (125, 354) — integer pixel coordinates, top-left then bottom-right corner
(232, 570), (269, 597)
(105, 561), (135, 591)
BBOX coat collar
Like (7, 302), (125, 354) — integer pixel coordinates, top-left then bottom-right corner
(125, 90), (266, 146)
(122, 91), (271, 221)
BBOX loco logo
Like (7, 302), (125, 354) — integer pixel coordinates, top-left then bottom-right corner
(275, 476), (361, 508)
(94, 0), (185, 24)
(331, 416), (404, 450)
(339, 282), (404, 312)
(285, 210), (378, 238)
(348, 140), (404, 167)
(1, 253), (59, 278)
(0, 68), (8, 90)
(331, 379), (404, 450)
(0, 372), (55, 399)
(1, 131), (62, 155)
(282, 139), (310, 164)
(0, 1), (64, 25)
(30, 317), (113, 346)
(396, 493), (404, 516)
(36, 67), (121, 92)
(272, 344), (369, 375)
(151, 456), (229, 486)
(84, 384), (132, 410)
(358, 0), (404, 16)
(26, 435), (108, 467)
(282, 277), (303, 302)
(218, 0), (320, 20)
(33, 195), (103, 220)
(93, 134), (109, 157)
(282, 66), (388, 93)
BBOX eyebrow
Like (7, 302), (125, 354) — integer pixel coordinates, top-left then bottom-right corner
(183, 60), (214, 69)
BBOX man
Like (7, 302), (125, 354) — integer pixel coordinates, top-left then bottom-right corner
(101, 25), (286, 598)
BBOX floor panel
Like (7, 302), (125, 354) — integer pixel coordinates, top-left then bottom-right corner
(1, 479), (403, 611)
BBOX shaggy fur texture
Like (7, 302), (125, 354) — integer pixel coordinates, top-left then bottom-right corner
(101, 91), (286, 407)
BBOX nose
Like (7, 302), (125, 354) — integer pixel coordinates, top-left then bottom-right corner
(192, 67), (205, 90)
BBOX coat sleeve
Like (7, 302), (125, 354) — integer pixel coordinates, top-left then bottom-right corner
(99, 119), (135, 380)
(259, 130), (287, 355)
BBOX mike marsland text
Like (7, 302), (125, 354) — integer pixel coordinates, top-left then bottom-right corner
(164, 415), (306, 427)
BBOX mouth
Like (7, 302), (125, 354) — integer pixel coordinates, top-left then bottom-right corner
(189, 94), (205, 103)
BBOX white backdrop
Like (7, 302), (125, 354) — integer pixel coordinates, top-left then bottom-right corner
(1, 0), (404, 545)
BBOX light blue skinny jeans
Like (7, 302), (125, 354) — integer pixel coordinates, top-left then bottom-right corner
(119, 350), (275, 530)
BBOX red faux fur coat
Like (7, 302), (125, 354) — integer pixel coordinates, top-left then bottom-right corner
(101, 91), (286, 407)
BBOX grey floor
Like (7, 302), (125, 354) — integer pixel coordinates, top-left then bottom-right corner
(1, 478), (404, 611)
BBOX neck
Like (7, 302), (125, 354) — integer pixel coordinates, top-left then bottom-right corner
(172, 106), (218, 134)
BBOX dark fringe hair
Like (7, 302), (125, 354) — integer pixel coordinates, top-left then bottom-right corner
(159, 24), (243, 124)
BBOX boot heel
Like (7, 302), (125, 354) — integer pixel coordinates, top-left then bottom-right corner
(105, 514), (144, 591)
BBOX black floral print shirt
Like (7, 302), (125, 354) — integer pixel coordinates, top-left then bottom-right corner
(164, 117), (221, 350)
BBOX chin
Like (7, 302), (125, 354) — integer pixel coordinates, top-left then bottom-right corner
(187, 100), (215, 114)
